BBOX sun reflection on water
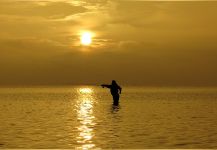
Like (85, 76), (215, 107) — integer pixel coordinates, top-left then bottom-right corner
(79, 88), (93, 94)
(76, 87), (96, 149)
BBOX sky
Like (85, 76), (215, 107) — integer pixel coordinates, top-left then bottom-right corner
(0, 0), (217, 86)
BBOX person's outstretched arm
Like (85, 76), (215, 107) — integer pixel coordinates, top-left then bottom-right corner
(101, 84), (111, 88)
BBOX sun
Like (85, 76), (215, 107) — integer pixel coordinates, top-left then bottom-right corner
(80, 32), (92, 46)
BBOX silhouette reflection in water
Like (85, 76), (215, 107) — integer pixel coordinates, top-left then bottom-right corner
(111, 104), (120, 113)
(76, 87), (95, 149)
(101, 80), (122, 106)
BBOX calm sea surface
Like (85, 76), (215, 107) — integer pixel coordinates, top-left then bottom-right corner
(0, 86), (217, 149)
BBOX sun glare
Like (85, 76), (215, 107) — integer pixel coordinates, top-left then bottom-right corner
(79, 88), (93, 94)
(80, 32), (92, 46)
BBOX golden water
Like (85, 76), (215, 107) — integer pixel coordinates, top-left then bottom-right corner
(0, 86), (217, 148)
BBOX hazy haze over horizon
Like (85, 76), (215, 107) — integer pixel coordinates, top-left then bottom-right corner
(1, 0), (217, 86)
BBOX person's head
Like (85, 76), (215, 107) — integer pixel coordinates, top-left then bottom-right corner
(112, 80), (117, 86)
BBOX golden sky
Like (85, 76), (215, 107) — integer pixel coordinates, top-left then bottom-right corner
(0, 0), (217, 86)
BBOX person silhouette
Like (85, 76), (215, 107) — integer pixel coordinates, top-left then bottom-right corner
(101, 80), (122, 105)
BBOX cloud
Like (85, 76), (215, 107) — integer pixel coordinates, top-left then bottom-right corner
(0, 38), (68, 62)
(0, 1), (87, 19)
(1, 1), (217, 85)
(0, 0), (90, 47)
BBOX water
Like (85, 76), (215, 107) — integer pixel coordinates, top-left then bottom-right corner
(0, 86), (217, 148)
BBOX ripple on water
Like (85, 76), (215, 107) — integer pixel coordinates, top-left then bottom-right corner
(0, 87), (217, 148)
